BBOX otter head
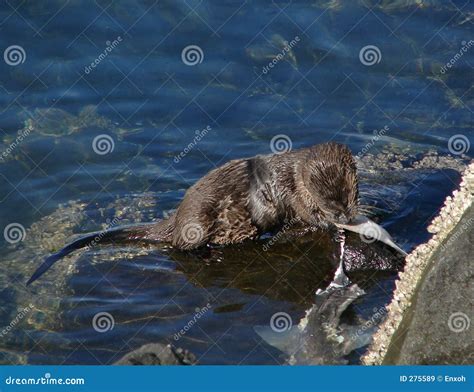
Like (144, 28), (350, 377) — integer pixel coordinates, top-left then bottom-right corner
(301, 143), (359, 226)
(300, 142), (407, 256)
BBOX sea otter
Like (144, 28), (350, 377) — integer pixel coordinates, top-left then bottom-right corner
(27, 142), (405, 285)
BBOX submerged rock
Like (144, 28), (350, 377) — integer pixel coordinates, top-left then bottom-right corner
(255, 284), (369, 365)
(24, 106), (113, 137)
(114, 343), (196, 365)
(0, 194), (160, 361)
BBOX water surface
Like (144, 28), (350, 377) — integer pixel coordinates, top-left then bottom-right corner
(0, 0), (472, 365)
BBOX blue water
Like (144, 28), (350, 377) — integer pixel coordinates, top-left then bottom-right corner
(0, 0), (472, 365)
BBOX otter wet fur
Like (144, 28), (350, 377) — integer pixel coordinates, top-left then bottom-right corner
(27, 142), (393, 285)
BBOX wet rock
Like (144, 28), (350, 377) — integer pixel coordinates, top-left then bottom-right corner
(382, 203), (473, 364)
(114, 343), (196, 365)
(363, 162), (473, 365)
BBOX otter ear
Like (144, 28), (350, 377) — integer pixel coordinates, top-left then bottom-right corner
(336, 215), (408, 256)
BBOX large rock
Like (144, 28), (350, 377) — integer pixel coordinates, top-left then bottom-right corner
(383, 204), (473, 364)
(363, 163), (473, 365)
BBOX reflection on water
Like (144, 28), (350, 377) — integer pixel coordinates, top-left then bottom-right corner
(0, 0), (472, 364)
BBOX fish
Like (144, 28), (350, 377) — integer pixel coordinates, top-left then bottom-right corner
(255, 284), (372, 364)
(336, 215), (408, 256)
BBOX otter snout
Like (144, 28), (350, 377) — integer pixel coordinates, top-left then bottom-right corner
(322, 202), (354, 226)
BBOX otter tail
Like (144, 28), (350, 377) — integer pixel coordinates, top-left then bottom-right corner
(26, 224), (161, 286)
